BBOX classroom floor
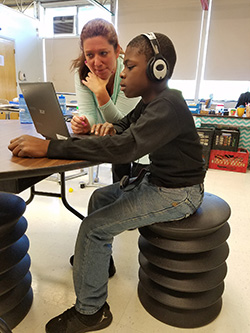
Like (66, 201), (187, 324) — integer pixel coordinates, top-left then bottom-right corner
(11, 165), (250, 333)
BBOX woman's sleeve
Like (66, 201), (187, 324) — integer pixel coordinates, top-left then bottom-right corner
(99, 91), (140, 123)
(74, 72), (100, 126)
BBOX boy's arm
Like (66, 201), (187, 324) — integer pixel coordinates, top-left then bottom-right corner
(113, 100), (143, 134)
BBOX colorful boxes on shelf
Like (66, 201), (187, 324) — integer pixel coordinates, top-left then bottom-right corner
(188, 103), (201, 114)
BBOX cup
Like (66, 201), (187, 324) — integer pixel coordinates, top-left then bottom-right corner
(230, 108), (236, 116)
(237, 107), (245, 117)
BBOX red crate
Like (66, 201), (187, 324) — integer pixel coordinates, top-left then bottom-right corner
(209, 148), (249, 173)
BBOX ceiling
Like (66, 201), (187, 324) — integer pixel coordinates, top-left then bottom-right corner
(1, 0), (111, 11)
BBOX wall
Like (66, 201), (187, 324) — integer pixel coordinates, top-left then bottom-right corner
(45, 37), (79, 93)
(0, 4), (44, 97)
(117, 0), (202, 81)
(38, 0), (250, 97)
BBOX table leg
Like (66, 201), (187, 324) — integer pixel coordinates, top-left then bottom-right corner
(26, 172), (84, 220)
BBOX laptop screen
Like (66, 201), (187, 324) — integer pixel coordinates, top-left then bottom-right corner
(19, 82), (70, 140)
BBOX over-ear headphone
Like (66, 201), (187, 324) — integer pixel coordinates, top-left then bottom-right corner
(142, 32), (169, 81)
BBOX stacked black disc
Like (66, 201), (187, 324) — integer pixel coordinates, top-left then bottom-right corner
(0, 193), (33, 329)
(138, 192), (231, 328)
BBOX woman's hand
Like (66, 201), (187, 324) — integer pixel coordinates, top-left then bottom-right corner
(82, 63), (114, 106)
(8, 135), (50, 158)
(71, 115), (91, 134)
(91, 122), (116, 137)
(82, 71), (109, 98)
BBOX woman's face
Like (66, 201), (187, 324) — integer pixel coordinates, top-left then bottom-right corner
(83, 36), (120, 80)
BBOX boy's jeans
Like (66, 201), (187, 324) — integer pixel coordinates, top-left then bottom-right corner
(73, 174), (204, 315)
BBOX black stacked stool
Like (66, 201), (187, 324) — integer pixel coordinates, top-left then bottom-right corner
(0, 318), (12, 333)
(0, 193), (33, 330)
(138, 192), (231, 328)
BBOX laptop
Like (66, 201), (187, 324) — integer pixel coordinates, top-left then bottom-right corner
(20, 82), (79, 140)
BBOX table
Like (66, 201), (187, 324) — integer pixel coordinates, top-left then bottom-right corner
(193, 114), (250, 152)
(0, 120), (99, 219)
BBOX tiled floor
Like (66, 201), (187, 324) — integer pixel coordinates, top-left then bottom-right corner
(10, 165), (250, 332)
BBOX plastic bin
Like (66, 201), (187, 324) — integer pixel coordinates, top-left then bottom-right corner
(212, 129), (240, 152)
(197, 128), (215, 169)
(209, 148), (249, 173)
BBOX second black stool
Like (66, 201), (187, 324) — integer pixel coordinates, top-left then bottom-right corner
(138, 192), (231, 328)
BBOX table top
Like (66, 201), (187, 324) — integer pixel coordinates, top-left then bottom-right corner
(0, 120), (96, 181)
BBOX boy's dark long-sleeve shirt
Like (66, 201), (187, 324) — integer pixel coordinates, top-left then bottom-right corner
(48, 88), (206, 188)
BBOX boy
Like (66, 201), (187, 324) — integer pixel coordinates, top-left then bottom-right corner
(8, 32), (206, 333)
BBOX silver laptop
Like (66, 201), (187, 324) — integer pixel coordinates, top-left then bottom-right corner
(20, 82), (78, 140)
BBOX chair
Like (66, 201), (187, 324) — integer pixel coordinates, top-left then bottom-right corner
(0, 112), (6, 119)
(10, 112), (19, 120)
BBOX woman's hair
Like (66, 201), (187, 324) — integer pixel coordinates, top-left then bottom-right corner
(127, 33), (177, 79)
(72, 18), (122, 80)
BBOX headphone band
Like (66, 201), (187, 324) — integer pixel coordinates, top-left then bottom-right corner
(142, 32), (169, 81)
(142, 32), (161, 55)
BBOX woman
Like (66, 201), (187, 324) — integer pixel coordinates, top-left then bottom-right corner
(71, 18), (148, 182)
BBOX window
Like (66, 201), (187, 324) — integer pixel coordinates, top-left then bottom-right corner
(199, 80), (250, 101)
(78, 5), (111, 34)
(41, 4), (111, 38)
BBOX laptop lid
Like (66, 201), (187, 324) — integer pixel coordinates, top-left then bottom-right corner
(19, 82), (71, 140)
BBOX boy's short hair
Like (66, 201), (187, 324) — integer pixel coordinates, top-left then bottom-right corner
(127, 33), (177, 79)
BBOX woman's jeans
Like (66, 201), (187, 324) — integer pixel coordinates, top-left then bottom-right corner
(73, 174), (204, 315)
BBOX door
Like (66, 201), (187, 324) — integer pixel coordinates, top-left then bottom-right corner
(0, 38), (17, 101)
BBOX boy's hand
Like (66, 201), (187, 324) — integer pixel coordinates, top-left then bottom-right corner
(71, 115), (91, 134)
(8, 135), (50, 158)
(91, 122), (116, 136)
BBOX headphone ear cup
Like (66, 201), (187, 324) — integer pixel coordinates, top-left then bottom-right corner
(146, 56), (169, 81)
(146, 57), (157, 81)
